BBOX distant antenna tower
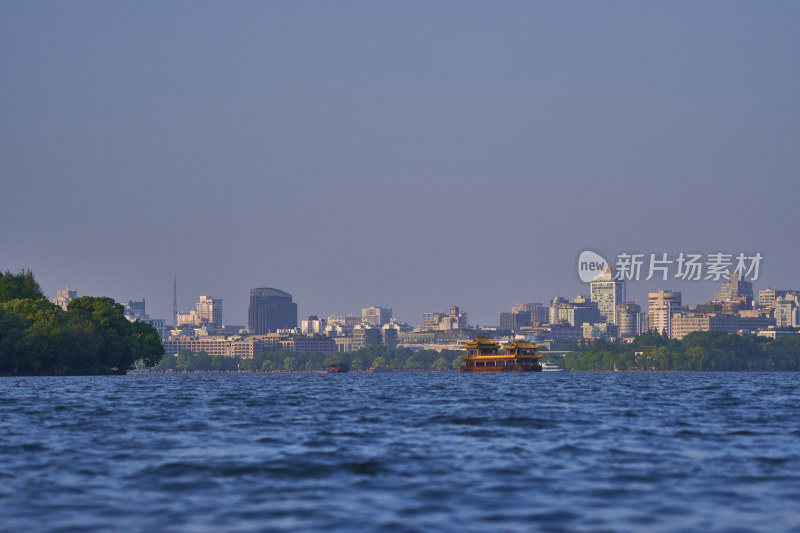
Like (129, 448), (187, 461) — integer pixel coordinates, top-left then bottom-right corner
(172, 273), (178, 327)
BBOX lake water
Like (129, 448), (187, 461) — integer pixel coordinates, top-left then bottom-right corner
(1, 372), (799, 532)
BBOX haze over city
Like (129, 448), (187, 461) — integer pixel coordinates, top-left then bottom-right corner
(2, 2), (799, 327)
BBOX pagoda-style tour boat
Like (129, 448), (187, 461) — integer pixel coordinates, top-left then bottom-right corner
(460, 337), (543, 373)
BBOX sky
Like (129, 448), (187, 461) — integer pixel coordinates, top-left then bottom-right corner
(2, 1), (799, 327)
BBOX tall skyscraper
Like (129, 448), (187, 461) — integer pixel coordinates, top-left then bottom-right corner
(590, 269), (626, 324)
(648, 290), (682, 337)
(196, 296), (223, 327)
(248, 288), (298, 334)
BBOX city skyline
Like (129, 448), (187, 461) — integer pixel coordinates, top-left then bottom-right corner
(2, 2), (799, 327)
(43, 268), (795, 330)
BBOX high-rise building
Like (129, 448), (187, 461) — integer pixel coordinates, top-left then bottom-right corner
(423, 312), (444, 330)
(548, 297), (569, 324)
(590, 269), (626, 324)
(500, 303), (546, 332)
(759, 289), (800, 309)
(513, 302), (547, 325)
(301, 315), (326, 335)
(713, 272), (754, 305)
(759, 289), (782, 308)
(248, 288), (298, 334)
(196, 296), (223, 327)
(774, 295), (799, 328)
(550, 296), (601, 328)
(648, 290), (682, 337)
(616, 302), (642, 338)
(362, 306), (392, 326)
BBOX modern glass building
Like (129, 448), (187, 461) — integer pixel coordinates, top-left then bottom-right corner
(248, 288), (298, 334)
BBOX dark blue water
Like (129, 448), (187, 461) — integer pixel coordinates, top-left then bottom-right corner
(2, 372), (800, 532)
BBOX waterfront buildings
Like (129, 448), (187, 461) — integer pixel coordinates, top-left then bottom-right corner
(362, 306), (392, 326)
(196, 296), (223, 327)
(759, 289), (784, 308)
(616, 302), (642, 338)
(423, 305), (468, 331)
(590, 269), (626, 324)
(774, 295), (799, 328)
(500, 302), (547, 332)
(582, 322), (619, 341)
(550, 296), (601, 328)
(301, 315), (326, 335)
(713, 272), (754, 305)
(353, 325), (398, 350)
(670, 314), (776, 340)
(648, 290), (682, 337)
(176, 310), (201, 326)
(162, 333), (337, 358)
(512, 302), (547, 323)
(548, 297), (569, 324)
(248, 288), (298, 334)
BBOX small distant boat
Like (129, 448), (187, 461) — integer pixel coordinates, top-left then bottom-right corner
(367, 365), (393, 373)
(541, 362), (565, 372)
(328, 364), (349, 373)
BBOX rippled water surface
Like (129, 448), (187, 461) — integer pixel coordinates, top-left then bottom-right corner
(2, 372), (800, 532)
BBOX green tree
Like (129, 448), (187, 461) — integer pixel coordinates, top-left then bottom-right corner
(129, 320), (164, 368)
(67, 296), (142, 374)
(176, 349), (194, 372)
(154, 353), (177, 371)
(193, 350), (213, 371)
(432, 356), (449, 371)
(0, 270), (46, 302)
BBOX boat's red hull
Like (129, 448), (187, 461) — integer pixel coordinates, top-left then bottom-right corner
(460, 364), (542, 373)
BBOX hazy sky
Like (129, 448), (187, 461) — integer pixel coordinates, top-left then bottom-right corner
(2, 2), (799, 326)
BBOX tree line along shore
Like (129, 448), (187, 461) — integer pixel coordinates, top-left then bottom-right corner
(561, 330), (800, 371)
(0, 270), (163, 375)
(151, 345), (465, 372)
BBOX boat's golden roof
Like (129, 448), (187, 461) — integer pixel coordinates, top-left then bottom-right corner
(463, 336), (501, 348)
(503, 340), (540, 350)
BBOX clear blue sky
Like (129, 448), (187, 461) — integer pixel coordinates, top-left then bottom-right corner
(2, 1), (799, 326)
